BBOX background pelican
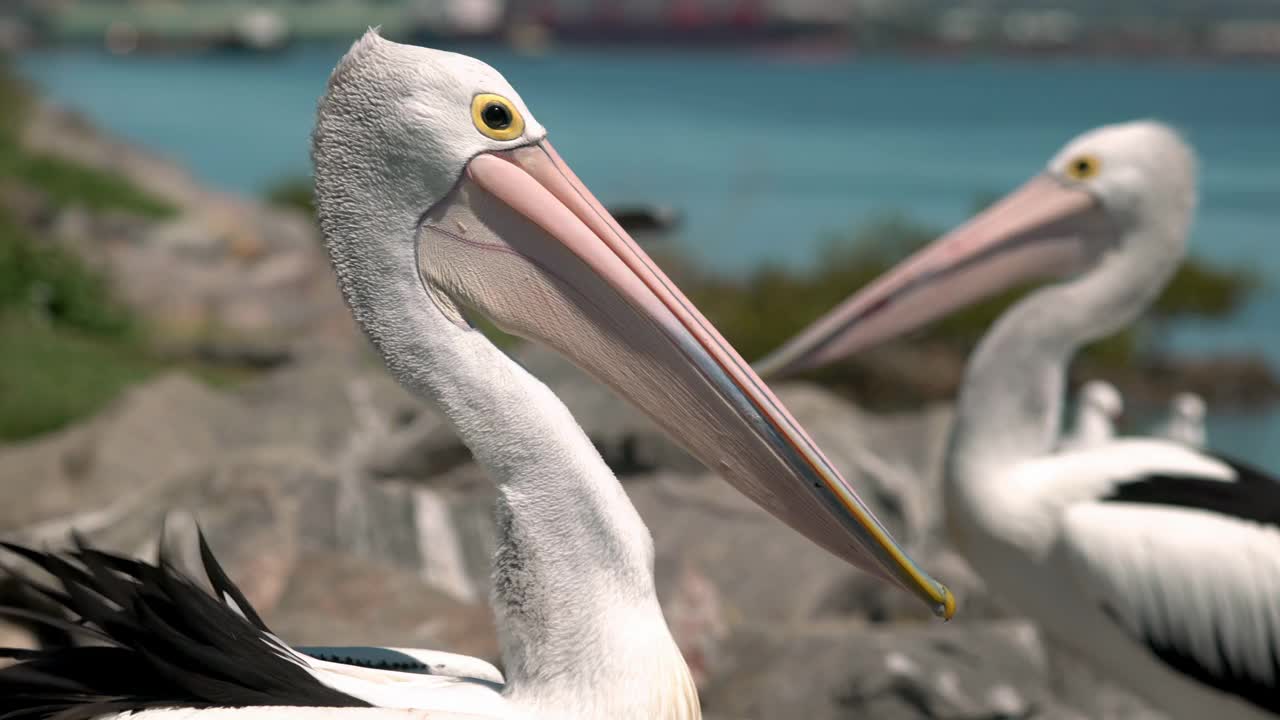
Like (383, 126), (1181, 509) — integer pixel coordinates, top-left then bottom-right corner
(0, 33), (953, 720)
(1059, 380), (1124, 451)
(1154, 391), (1208, 448)
(758, 121), (1280, 719)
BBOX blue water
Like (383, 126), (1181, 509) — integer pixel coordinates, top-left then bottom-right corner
(17, 44), (1280, 463)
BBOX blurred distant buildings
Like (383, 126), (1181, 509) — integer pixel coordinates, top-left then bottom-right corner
(3, 0), (1280, 57)
(858, 0), (1280, 58)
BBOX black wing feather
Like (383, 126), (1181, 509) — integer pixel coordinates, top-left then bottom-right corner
(295, 647), (432, 674)
(195, 532), (271, 633)
(1100, 452), (1280, 712)
(1103, 453), (1280, 526)
(0, 533), (371, 720)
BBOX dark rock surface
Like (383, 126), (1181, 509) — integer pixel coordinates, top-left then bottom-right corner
(702, 620), (1087, 720)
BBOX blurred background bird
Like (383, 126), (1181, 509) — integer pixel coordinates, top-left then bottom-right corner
(761, 121), (1280, 719)
(1061, 380), (1125, 451)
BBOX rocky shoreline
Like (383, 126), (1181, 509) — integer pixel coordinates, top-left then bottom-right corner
(1, 345), (1165, 719)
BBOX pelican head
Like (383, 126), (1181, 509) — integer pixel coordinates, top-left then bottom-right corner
(758, 121), (1196, 378)
(1082, 380), (1123, 420)
(1173, 392), (1206, 421)
(312, 33), (953, 618)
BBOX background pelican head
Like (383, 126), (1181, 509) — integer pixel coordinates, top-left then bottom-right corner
(1060, 379), (1124, 451)
(312, 32), (953, 618)
(758, 121), (1197, 378)
(1082, 380), (1124, 421)
(1172, 391), (1206, 421)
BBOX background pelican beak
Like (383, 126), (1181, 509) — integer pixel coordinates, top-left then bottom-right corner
(757, 175), (1110, 380)
(416, 140), (955, 619)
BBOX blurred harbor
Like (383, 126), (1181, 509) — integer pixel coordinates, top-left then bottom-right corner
(5, 0), (1280, 58)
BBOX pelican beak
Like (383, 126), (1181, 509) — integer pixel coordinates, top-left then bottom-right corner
(757, 175), (1111, 379)
(417, 140), (954, 619)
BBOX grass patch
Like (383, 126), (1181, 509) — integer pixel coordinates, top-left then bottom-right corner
(0, 148), (176, 218)
(0, 206), (134, 336)
(0, 62), (196, 441)
(0, 311), (161, 440)
(0, 204), (156, 440)
(0, 57), (29, 139)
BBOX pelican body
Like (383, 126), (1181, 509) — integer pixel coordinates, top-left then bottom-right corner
(761, 121), (1280, 719)
(0, 33), (953, 720)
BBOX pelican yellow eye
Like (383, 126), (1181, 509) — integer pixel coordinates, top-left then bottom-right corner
(471, 94), (524, 141)
(1065, 154), (1101, 181)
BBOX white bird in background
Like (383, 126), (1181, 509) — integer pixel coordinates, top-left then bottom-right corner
(1059, 380), (1124, 451)
(759, 121), (1280, 720)
(1155, 391), (1208, 448)
(0, 33), (954, 720)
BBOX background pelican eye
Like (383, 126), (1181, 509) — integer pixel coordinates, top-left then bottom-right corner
(471, 94), (524, 141)
(1065, 154), (1101, 181)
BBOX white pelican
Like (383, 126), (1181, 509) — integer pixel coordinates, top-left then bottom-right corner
(1059, 380), (1124, 451)
(1154, 392), (1208, 448)
(758, 121), (1280, 719)
(0, 33), (954, 720)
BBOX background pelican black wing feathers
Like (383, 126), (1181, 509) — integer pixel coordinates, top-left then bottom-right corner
(1059, 453), (1280, 715)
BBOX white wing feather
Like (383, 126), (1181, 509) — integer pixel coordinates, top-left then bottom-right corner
(1060, 502), (1280, 688)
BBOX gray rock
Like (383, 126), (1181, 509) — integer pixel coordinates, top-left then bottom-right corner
(267, 548), (499, 664)
(0, 373), (244, 531)
(702, 619), (1085, 720)
(233, 357), (427, 459)
(1046, 648), (1167, 720)
(773, 382), (953, 548)
(0, 362), (427, 531)
(613, 384), (965, 626)
(627, 472), (915, 625)
(3, 493), (498, 668)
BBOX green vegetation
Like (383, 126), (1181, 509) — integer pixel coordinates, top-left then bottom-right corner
(0, 55), (30, 132)
(1154, 259), (1260, 320)
(0, 208), (133, 336)
(1, 151), (175, 218)
(264, 175), (315, 217)
(0, 201), (162, 440)
(0, 312), (161, 440)
(0, 62), (186, 441)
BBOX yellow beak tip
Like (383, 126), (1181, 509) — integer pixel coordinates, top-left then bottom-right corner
(939, 586), (957, 621)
